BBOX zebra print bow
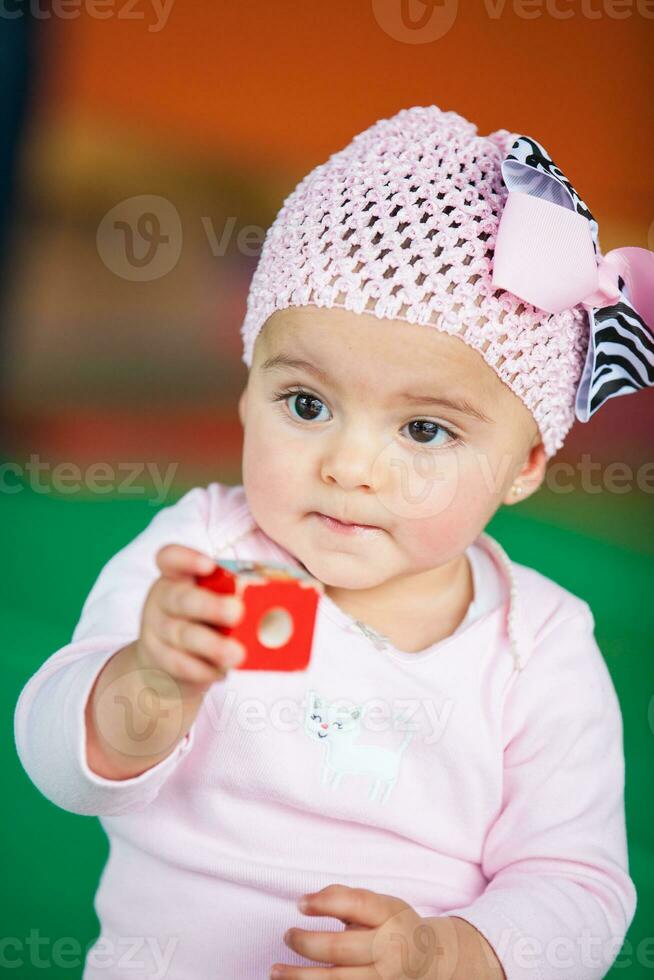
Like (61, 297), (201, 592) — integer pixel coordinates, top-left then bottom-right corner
(491, 135), (654, 423)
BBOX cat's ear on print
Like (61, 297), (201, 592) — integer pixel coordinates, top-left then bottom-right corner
(304, 691), (364, 719)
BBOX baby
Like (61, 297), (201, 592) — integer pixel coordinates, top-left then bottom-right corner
(15, 105), (652, 980)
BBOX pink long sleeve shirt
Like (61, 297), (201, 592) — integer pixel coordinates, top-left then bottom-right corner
(14, 482), (637, 980)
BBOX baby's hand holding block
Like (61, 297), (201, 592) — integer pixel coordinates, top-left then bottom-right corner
(196, 559), (323, 671)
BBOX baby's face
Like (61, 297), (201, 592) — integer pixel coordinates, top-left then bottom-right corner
(238, 306), (545, 590)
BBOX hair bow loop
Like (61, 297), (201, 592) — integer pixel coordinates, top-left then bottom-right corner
(579, 249), (623, 310)
(585, 246), (654, 329)
(491, 134), (654, 424)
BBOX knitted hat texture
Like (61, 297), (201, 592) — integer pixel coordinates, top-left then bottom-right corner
(240, 105), (591, 459)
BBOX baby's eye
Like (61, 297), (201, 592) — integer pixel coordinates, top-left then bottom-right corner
(401, 419), (456, 448)
(275, 388), (331, 423)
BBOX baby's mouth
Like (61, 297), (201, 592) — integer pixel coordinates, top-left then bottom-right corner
(312, 512), (384, 533)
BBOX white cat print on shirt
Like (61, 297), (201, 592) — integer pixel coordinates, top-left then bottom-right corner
(303, 690), (415, 805)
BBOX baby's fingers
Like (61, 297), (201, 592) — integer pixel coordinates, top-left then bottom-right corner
(145, 633), (235, 690)
(158, 579), (244, 629)
(160, 616), (244, 667)
(155, 543), (215, 581)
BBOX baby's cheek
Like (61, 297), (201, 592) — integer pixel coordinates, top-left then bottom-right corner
(407, 495), (483, 561)
(242, 425), (300, 509)
(242, 429), (271, 504)
(381, 450), (497, 557)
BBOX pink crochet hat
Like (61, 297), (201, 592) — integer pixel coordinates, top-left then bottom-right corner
(239, 105), (652, 459)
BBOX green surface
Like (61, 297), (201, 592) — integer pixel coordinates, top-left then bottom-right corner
(5, 478), (654, 977)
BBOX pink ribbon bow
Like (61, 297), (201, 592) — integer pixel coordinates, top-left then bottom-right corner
(491, 135), (654, 422)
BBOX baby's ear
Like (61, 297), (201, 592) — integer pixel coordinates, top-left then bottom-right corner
(516, 440), (547, 500)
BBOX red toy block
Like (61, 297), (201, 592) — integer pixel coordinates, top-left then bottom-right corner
(196, 559), (323, 671)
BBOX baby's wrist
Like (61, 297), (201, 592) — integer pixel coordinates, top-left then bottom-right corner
(421, 915), (506, 980)
(85, 642), (202, 780)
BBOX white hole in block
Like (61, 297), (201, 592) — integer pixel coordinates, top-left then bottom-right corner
(257, 607), (294, 648)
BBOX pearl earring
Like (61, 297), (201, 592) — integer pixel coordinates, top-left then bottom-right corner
(511, 483), (525, 497)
